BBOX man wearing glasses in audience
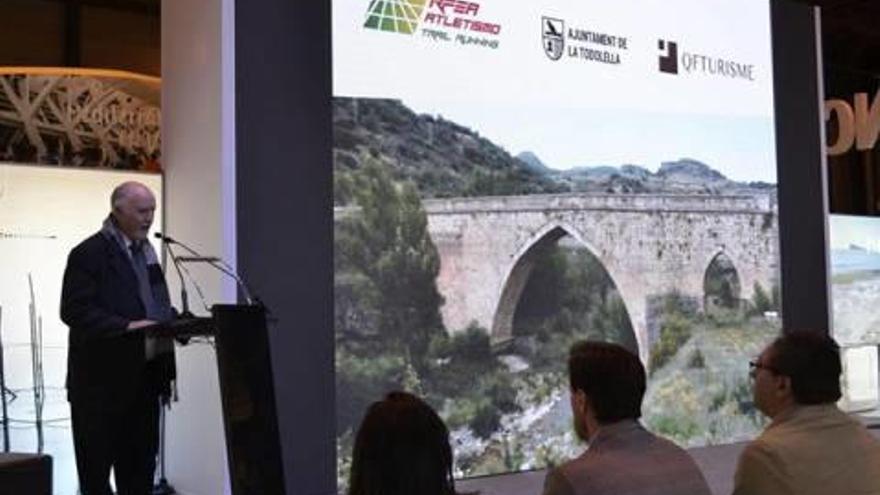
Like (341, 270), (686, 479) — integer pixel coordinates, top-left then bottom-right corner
(733, 332), (880, 495)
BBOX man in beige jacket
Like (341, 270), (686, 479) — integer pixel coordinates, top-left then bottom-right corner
(733, 332), (880, 495)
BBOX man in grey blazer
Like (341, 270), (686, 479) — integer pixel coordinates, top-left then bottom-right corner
(542, 341), (711, 495)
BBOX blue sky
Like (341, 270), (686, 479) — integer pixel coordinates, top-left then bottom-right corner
(830, 215), (880, 252)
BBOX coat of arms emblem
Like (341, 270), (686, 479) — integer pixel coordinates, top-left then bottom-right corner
(542, 17), (564, 61)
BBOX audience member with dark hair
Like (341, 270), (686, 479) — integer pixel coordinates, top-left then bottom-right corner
(733, 332), (880, 495)
(543, 341), (710, 495)
(348, 391), (456, 495)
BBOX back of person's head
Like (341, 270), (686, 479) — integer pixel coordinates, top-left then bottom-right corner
(348, 391), (455, 495)
(568, 341), (645, 423)
(768, 332), (841, 404)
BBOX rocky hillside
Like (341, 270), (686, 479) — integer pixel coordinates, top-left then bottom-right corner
(333, 98), (565, 202)
(333, 97), (775, 202)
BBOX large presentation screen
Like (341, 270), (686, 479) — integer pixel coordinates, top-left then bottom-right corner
(333, 0), (779, 481)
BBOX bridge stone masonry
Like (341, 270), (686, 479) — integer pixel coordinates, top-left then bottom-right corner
(422, 193), (779, 362)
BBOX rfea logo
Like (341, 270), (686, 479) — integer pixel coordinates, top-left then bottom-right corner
(363, 0), (428, 35)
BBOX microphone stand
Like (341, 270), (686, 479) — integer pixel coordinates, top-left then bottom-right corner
(0, 306), (9, 452)
(155, 233), (258, 307)
(149, 232), (261, 495)
(157, 233), (193, 318)
(153, 234), (183, 495)
(152, 403), (174, 495)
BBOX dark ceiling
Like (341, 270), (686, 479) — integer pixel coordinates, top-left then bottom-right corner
(36, 0), (880, 76)
(800, 0), (880, 75)
(43, 0), (159, 15)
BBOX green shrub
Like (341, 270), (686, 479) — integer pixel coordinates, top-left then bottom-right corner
(502, 435), (526, 471)
(688, 348), (706, 369)
(649, 315), (692, 374)
(480, 373), (519, 414)
(750, 282), (772, 315)
(335, 349), (406, 435)
(470, 400), (502, 439)
(446, 372), (521, 439)
(771, 282), (780, 311)
(648, 414), (699, 443)
(449, 324), (492, 364)
(708, 378), (757, 418)
(731, 378), (757, 417)
(426, 332), (452, 360)
(709, 388), (727, 413)
(444, 397), (479, 430)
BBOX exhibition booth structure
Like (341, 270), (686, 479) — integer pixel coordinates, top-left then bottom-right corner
(0, 0), (877, 493)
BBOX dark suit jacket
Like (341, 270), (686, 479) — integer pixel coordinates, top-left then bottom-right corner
(60, 232), (175, 409)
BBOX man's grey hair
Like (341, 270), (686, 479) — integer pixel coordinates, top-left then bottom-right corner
(110, 181), (151, 210)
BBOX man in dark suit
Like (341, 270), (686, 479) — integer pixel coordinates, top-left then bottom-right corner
(61, 181), (175, 495)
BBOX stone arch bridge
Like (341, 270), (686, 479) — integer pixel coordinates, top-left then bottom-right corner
(422, 193), (779, 362)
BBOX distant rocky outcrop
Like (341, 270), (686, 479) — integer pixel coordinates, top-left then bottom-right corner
(657, 159), (728, 183)
(522, 154), (773, 195)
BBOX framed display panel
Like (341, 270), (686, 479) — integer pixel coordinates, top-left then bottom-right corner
(0, 163), (162, 494)
(828, 214), (880, 347)
(828, 214), (880, 412)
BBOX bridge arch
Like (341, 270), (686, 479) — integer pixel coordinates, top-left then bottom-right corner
(702, 249), (742, 311)
(490, 222), (641, 356)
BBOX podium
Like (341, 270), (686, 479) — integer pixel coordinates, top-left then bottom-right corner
(146, 304), (285, 495)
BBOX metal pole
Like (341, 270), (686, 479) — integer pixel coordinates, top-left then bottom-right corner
(28, 274), (44, 453)
(0, 305), (9, 452)
(153, 404), (176, 494)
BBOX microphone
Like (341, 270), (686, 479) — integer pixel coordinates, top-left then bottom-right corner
(177, 256), (220, 263)
(154, 233), (193, 317)
(153, 232), (256, 306)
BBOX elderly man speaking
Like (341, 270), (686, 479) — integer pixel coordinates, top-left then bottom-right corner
(61, 181), (176, 495)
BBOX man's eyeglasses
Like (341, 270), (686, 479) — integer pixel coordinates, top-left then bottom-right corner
(748, 359), (779, 378)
